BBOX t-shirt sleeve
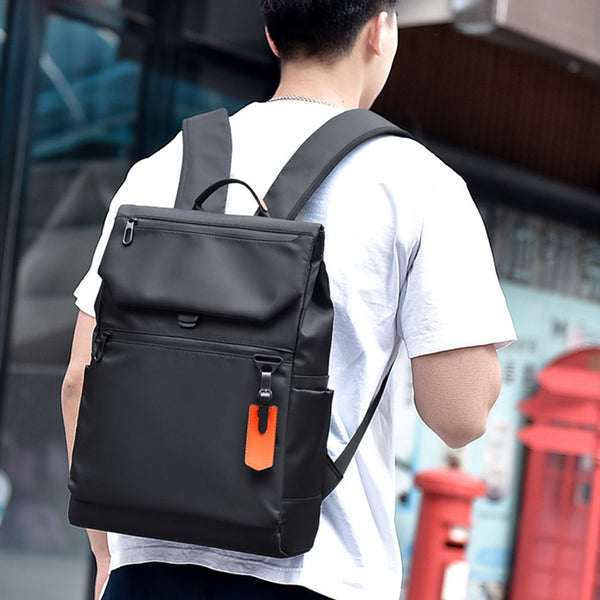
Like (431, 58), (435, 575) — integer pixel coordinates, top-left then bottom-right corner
(73, 178), (128, 317)
(397, 150), (516, 358)
(73, 133), (184, 317)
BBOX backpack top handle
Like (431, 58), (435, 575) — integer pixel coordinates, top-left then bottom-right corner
(178, 108), (411, 219)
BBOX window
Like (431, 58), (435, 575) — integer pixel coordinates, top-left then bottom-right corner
(0, 11), (144, 600)
(0, 2), (275, 598)
(0, 0), (6, 67)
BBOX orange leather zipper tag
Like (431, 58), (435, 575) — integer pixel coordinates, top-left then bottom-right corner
(245, 405), (277, 471)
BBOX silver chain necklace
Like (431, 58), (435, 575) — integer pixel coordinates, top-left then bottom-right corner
(268, 94), (340, 108)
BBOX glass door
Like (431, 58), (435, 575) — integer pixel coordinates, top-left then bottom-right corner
(0, 1), (6, 65)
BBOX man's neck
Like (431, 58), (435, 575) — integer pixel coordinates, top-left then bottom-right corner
(273, 58), (365, 110)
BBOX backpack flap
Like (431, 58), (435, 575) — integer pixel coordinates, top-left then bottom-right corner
(98, 204), (324, 325)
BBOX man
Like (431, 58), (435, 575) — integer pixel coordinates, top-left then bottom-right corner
(62, 1), (516, 598)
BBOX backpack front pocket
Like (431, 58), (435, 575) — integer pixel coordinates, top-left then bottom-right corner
(70, 330), (292, 530)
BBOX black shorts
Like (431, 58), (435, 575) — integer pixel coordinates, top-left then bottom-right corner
(101, 562), (332, 600)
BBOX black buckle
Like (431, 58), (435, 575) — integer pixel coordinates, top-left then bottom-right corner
(177, 314), (199, 328)
(254, 356), (282, 434)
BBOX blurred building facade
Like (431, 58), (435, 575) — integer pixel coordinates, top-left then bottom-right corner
(0, 1), (598, 599)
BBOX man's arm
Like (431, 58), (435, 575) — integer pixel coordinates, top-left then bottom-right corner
(411, 343), (502, 449)
(61, 311), (110, 600)
(62, 311), (95, 460)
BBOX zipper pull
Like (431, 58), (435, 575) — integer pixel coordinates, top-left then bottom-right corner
(91, 331), (111, 363)
(122, 218), (137, 246)
(245, 356), (282, 471)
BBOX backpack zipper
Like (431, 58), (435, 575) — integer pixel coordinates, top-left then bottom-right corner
(91, 329), (290, 364)
(91, 330), (111, 362)
(122, 218), (137, 245)
(118, 213), (316, 240)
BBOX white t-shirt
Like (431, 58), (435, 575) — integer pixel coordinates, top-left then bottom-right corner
(74, 101), (516, 600)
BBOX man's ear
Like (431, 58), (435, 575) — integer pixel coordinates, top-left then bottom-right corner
(265, 26), (280, 58)
(367, 12), (389, 56)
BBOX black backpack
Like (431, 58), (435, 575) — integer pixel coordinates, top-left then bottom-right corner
(68, 108), (408, 558)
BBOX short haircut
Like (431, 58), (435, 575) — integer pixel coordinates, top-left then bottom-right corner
(259, 0), (399, 62)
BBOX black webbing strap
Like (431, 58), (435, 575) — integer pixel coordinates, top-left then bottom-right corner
(264, 108), (411, 220)
(322, 371), (391, 498)
(176, 108), (232, 211)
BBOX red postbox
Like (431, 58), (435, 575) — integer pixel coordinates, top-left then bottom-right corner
(511, 347), (600, 600)
(405, 468), (486, 600)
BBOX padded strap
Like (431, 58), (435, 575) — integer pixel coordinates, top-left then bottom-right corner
(176, 108), (232, 212)
(322, 371), (391, 498)
(264, 109), (411, 220)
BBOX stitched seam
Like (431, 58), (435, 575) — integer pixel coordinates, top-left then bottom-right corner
(133, 226), (298, 245)
(109, 338), (293, 363)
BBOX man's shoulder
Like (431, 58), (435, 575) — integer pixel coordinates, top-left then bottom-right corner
(348, 132), (452, 176)
(128, 132), (184, 180)
(328, 132), (462, 201)
(114, 133), (183, 207)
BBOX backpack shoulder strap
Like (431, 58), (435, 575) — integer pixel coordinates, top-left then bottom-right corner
(264, 108), (411, 219)
(322, 371), (391, 499)
(175, 108), (232, 211)
(260, 110), (408, 497)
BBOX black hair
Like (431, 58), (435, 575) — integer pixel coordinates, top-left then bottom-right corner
(259, 0), (398, 62)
